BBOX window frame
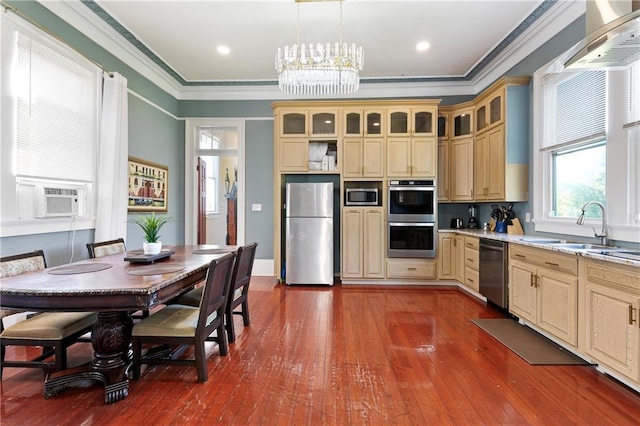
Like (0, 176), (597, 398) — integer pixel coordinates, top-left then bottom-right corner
(0, 13), (101, 237)
(532, 61), (640, 243)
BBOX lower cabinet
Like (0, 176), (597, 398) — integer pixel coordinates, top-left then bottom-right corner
(509, 245), (578, 347)
(438, 233), (455, 279)
(454, 234), (465, 283)
(386, 258), (436, 280)
(463, 236), (479, 292)
(341, 208), (385, 279)
(582, 259), (640, 385)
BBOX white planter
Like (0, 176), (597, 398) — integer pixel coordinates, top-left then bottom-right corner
(143, 241), (162, 255)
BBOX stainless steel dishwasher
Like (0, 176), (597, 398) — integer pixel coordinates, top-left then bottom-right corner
(479, 238), (508, 309)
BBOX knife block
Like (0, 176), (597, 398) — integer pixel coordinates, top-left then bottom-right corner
(507, 218), (524, 235)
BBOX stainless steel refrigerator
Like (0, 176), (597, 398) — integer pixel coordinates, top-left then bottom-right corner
(285, 182), (334, 285)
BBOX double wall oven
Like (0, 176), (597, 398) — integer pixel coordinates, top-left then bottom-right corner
(387, 180), (436, 258)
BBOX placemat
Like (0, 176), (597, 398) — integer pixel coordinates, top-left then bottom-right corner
(193, 246), (237, 254)
(126, 263), (186, 276)
(48, 263), (113, 275)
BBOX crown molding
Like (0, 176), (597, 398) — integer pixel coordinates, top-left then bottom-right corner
(38, 0), (585, 102)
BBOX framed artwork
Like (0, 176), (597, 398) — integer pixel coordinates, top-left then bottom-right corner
(127, 157), (169, 212)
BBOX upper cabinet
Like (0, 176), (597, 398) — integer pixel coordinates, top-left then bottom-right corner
(438, 110), (450, 141)
(452, 103), (474, 139)
(387, 106), (437, 136)
(343, 109), (384, 137)
(473, 77), (530, 201)
(279, 108), (338, 137)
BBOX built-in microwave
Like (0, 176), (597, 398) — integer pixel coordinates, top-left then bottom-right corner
(345, 188), (379, 206)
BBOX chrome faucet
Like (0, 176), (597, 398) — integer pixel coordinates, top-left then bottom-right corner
(576, 201), (607, 246)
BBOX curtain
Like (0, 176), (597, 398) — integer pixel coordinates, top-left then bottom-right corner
(95, 72), (128, 242)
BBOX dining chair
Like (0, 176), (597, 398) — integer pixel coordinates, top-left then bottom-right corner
(0, 250), (97, 379)
(132, 252), (236, 383)
(179, 242), (257, 343)
(86, 238), (150, 320)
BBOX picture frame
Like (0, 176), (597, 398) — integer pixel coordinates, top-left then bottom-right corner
(127, 157), (169, 212)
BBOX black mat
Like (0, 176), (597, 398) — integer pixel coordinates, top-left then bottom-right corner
(471, 318), (591, 365)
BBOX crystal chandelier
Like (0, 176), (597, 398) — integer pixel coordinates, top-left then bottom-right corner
(275, 0), (364, 96)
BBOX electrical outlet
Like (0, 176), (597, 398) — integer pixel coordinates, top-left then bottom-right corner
(252, 203), (262, 212)
(525, 212), (531, 222)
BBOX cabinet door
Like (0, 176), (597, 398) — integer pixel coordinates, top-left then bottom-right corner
(412, 137), (436, 177)
(343, 138), (363, 177)
(310, 110), (338, 137)
(342, 209), (363, 278)
(386, 138), (411, 177)
(438, 234), (455, 279)
(281, 111), (307, 137)
(474, 133), (488, 200)
(363, 209), (384, 278)
(437, 142), (449, 201)
(475, 104), (487, 133)
(454, 235), (465, 282)
(279, 139), (308, 171)
(509, 260), (537, 323)
(363, 138), (384, 177)
(485, 126), (505, 200)
(488, 89), (504, 127)
(412, 109), (435, 136)
(452, 109), (473, 139)
(585, 281), (639, 381)
(387, 109), (410, 135)
(450, 138), (473, 201)
(537, 269), (578, 347)
(438, 113), (449, 140)
(344, 110), (362, 136)
(365, 111), (383, 136)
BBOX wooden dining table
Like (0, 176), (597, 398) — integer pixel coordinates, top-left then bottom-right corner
(0, 244), (237, 404)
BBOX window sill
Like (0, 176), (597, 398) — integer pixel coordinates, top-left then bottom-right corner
(533, 219), (640, 244)
(0, 217), (95, 237)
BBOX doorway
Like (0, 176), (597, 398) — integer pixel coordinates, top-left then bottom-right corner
(185, 119), (245, 246)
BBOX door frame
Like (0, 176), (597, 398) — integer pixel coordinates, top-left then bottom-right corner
(184, 118), (245, 245)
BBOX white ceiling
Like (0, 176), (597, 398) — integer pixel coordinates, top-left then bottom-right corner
(39, 0), (586, 99)
(92, 0), (541, 82)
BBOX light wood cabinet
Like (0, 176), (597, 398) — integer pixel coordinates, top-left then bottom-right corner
(342, 138), (384, 178)
(582, 259), (640, 384)
(343, 109), (384, 137)
(437, 111), (449, 141)
(454, 234), (465, 283)
(438, 233), (455, 280)
(450, 137), (474, 201)
(437, 141), (449, 201)
(472, 77), (529, 202)
(387, 107), (436, 136)
(386, 137), (436, 178)
(509, 245), (579, 347)
(279, 109), (338, 138)
(278, 139), (339, 173)
(452, 105), (474, 139)
(341, 208), (384, 279)
(386, 258), (436, 280)
(463, 236), (479, 292)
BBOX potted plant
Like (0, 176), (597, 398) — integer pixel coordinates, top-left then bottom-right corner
(132, 213), (172, 254)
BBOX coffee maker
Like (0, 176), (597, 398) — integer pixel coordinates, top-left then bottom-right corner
(468, 204), (479, 229)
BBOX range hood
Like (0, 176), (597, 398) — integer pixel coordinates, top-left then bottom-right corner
(564, 3), (640, 70)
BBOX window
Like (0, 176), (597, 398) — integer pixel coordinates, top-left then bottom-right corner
(533, 57), (640, 243)
(1, 13), (101, 235)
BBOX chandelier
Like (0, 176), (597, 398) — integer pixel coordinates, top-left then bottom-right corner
(275, 0), (364, 96)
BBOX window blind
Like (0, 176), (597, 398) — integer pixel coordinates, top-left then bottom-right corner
(626, 62), (640, 126)
(553, 71), (606, 146)
(16, 32), (99, 182)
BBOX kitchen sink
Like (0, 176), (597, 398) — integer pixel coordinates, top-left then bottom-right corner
(519, 238), (566, 244)
(547, 243), (612, 250)
(587, 249), (640, 261)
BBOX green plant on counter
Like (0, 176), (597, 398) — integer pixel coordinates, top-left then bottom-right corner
(131, 213), (172, 243)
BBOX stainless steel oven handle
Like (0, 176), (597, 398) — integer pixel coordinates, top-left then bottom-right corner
(388, 187), (434, 192)
(389, 222), (435, 227)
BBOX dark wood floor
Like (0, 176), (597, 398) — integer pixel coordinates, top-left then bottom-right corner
(2, 277), (640, 425)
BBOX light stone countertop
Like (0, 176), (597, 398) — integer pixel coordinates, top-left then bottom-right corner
(438, 229), (640, 268)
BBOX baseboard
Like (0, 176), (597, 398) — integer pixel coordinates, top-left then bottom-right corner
(252, 259), (274, 276)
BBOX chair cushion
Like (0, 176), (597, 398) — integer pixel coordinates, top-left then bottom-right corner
(93, 243), (125, 258)
(132, 305), (203, 338)
(178, 287), (203, 307)
(0, 312), (97, 340)
(0, 256), (46, 278)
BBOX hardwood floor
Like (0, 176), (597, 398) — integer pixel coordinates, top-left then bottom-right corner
(1, 277), (639, 425)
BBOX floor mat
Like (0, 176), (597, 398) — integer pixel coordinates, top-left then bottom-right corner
(471, 318), (591, 365)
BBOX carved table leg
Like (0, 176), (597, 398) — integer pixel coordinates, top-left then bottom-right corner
(43, 311), (134, 404)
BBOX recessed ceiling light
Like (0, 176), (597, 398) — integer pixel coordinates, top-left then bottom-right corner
(416, 41), (430, 52)
(217, 46), (230, 55)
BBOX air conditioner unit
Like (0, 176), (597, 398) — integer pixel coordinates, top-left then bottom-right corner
(35, 186), (80, 218)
